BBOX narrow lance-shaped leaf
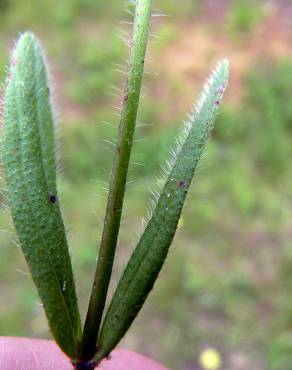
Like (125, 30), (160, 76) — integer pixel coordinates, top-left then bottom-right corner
(95, 60), (229, 361)
(2, 32), (81, 359)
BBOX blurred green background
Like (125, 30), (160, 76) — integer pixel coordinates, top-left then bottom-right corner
(1, 0), (292, 369)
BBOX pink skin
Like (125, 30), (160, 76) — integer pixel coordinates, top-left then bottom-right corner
(0, 338), (168, 370)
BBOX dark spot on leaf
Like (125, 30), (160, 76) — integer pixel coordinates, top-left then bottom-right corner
(215, 100), (220, 106)
(179, 180), (186, 188)
(49, 194), (57, 204)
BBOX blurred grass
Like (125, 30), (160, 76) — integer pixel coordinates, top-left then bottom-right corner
(226, 0), (264, 39)
(0, 1), (292, 369)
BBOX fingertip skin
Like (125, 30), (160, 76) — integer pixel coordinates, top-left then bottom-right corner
(2, 32), (80, 358)
(0, 338), (168, 370)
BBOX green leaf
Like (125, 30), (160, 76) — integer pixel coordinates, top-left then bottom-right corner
(95, 60), (229, 360)
(2, 32), (81, 359)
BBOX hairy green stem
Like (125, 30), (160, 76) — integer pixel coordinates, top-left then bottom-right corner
(78, 0), (152, 360)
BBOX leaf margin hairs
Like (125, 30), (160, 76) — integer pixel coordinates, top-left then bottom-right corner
(95, 59), (229, 361)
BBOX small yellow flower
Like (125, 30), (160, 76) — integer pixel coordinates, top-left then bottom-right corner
(199, 348), (222, 370)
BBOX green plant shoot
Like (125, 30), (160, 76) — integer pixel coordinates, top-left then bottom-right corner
(1, 0), (229, 367)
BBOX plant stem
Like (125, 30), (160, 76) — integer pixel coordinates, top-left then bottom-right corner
(78, 0), (152, 360)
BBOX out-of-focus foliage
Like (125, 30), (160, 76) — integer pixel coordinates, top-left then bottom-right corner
(244, 62), (292, 179)
(226, 0), (263, 38)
